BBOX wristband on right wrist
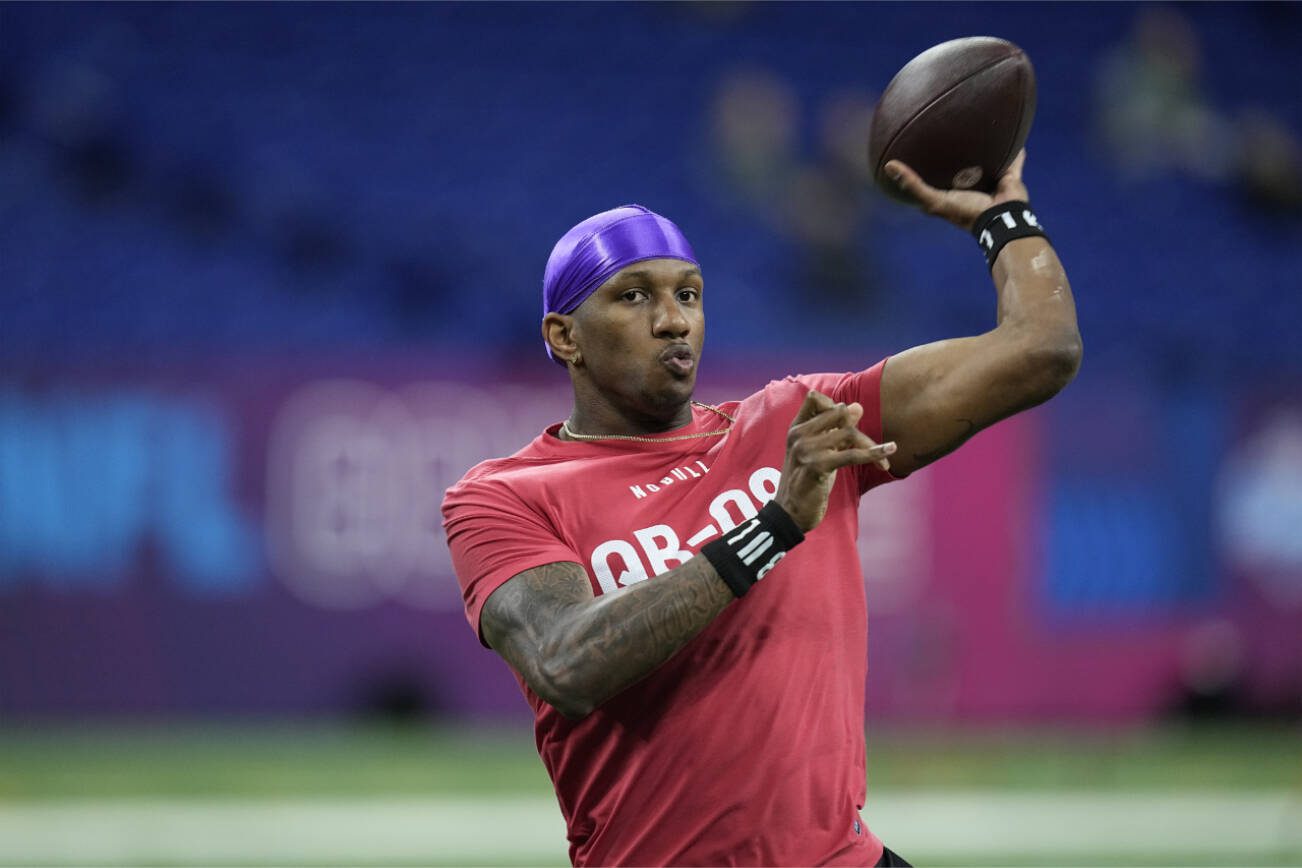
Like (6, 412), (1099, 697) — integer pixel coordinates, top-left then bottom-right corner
(972, 200), (1047, 271)
(701, 500), (805, 598)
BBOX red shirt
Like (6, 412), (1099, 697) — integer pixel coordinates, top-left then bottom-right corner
(442, 363), (893, 867)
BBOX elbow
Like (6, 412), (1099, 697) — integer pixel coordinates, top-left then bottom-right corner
(554, 701), (595, 722)
(535, 654), (598, 721)
(548, 689), (596, 721)
(1047, 332), (1084, 391)
(1024, 332), (1083, 403)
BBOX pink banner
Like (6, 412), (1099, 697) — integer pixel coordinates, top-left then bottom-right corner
(1, 352), (1289, 721)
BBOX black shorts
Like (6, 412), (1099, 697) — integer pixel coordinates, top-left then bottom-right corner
(875, 844), (913, 867)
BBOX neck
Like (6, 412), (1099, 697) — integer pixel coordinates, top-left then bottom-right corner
(563, 387), (695, 440)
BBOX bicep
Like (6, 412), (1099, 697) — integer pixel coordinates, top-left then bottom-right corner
(880, 331), (1049, 476)
(880, 237), (1081, 477)
(480, 561), (593, 678)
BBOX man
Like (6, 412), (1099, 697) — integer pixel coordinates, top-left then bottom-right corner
(442, 151), (1081, 867)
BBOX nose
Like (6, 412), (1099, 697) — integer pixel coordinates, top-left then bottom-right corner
(651, 292), (691, 340)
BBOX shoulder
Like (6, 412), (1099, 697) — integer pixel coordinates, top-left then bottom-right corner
(740, 364), (887, 409)
(734, 361), (890, 443)
(442, 432), (568, 515)
(777, 362), (888, 397)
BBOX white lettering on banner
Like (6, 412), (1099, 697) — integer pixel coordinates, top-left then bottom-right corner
(856, 468), (932, 614)
(591, 539), (649, 594)
(267, 379), (571, 611)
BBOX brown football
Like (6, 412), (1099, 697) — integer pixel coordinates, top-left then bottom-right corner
(868, 36), (1036, 200)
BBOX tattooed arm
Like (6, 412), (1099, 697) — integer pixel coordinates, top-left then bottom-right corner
(480, 391), (896, 720)
(481, 557), (734, 720)
(878, 151), (1082, 477)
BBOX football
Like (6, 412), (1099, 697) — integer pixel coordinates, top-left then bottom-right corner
(867, 36), (1036, 200)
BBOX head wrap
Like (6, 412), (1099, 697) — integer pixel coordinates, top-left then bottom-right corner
(542, 204), (698, 361)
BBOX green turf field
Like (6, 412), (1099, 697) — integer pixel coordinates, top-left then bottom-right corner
(1, 722), (1299, 866)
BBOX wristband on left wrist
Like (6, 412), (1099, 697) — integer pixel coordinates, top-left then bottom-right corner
(701, 500), (805, 598)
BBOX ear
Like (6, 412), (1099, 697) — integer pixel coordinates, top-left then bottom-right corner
(542, 313), (580, 364)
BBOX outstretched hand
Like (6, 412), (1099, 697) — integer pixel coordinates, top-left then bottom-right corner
(773, 390), (896, 533)
(884, 149), (1029, 231)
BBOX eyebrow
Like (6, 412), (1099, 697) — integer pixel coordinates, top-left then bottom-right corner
(616, 267), (702, 282)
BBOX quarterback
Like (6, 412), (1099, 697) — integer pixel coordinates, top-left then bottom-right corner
(442, 152), (1081, 866)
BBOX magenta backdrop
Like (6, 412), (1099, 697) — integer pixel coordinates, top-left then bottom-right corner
(0, 352), (1278, 722)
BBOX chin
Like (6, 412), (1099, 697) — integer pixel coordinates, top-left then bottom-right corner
(664, 373), (697, 400)
(641, 379), (695, 417)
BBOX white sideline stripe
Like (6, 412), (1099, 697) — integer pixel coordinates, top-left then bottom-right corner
(873, 791), (1302, 858)
(0, 797), (566, 864)
(0, 792), (1299, 864)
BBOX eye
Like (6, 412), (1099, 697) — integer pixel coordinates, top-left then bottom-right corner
(676, 287), (701, 303)
(621, 288), (648, 302)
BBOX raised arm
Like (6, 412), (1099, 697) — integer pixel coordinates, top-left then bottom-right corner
(479, 392), (896, 720)
(877, 151), (1082, 477)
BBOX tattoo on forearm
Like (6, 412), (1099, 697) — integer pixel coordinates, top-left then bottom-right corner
(913, 418), (977, 464)
(580, 556), (730, 699)
(482, 555), (733, 715)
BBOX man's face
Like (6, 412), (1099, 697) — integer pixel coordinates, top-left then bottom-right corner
(570, 257), (705, 419)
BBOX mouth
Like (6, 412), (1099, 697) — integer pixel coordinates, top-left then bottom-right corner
(658, 343), (696, 377)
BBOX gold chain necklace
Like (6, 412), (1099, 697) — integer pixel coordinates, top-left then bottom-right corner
(560, 401), (735, 443)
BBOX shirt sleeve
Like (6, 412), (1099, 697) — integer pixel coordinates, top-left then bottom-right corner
(442, 475), (582, 646)
(789, 358), (894, 495)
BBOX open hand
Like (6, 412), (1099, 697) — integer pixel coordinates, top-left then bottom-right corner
(884, 149), (1029, 231)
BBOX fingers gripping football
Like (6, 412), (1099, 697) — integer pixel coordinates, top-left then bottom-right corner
(774, 390), (897, 533)
(884, 148), (1031, 231)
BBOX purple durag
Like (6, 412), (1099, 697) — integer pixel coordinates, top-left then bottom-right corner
(542, 204), (698, 361)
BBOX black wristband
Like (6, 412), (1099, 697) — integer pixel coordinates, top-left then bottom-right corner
(701, 500), (805, 598)
(972, 200), (1047, 271)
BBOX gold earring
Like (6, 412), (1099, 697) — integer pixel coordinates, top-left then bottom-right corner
(570, 353), (582, 366)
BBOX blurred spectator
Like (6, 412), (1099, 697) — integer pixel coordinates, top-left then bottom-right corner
(33, 59), (138, 206)
(1096, 6), (1302, 218)
(816, 89), (878, 190)
(1234, 109), (1302, 216)
(782, 91), (884, 308)
(708, 66), (800, 219)
(1219, 409), (1302, 606)
(1094, 6), (1235, 181)
(1171, 618), (1246, 719)
(709, 70), (883, 311)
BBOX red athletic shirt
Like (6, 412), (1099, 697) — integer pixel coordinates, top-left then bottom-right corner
(442, 362), (893, 867)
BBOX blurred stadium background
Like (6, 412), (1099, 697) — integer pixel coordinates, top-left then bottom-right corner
(2, 2), (1301, 866)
